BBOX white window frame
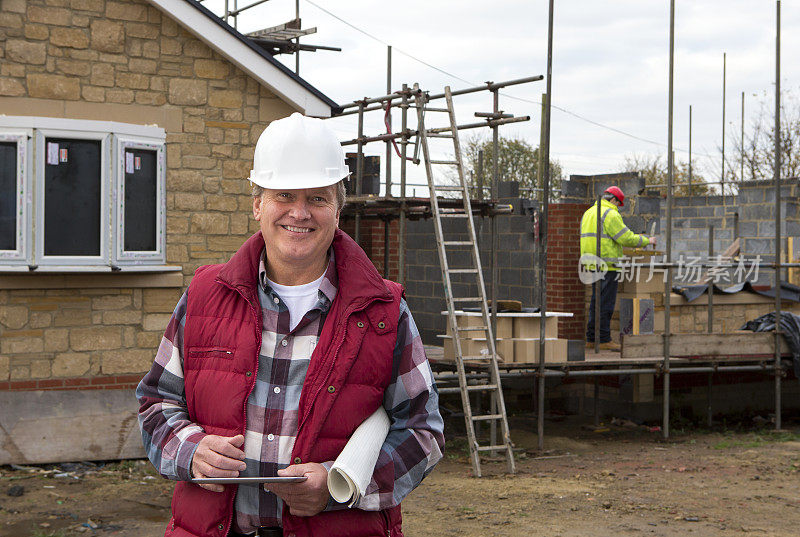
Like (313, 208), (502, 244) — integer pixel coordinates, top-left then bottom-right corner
(0, 129), (32, 265)
(0, 116), (168, 272)
(35, 129), (111, 267)
(114, 136), (167, 265)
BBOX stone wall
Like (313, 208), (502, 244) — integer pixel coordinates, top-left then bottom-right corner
(0, 285), (182, 385)
(0, 0), (294, 389)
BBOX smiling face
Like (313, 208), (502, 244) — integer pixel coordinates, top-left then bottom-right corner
(253, 186), (340, 285)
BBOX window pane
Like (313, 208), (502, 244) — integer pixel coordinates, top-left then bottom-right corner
(0, 142), (16, 251)
(44, 138), (101, 256)
(123, 148), (157, 252)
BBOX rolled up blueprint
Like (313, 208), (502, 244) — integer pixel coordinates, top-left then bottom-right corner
(327, 406), (390, 507)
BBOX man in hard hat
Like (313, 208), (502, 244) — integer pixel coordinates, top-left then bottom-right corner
(580, 186), (657, 351)
(137, 113), (444, 537)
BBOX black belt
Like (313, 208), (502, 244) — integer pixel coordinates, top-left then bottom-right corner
(229, 528), (282, 537)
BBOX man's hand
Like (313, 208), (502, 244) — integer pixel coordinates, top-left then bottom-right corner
(191, 434), (246, 492)
(648, 236), (658, 246)
(263, 463), (329, 517)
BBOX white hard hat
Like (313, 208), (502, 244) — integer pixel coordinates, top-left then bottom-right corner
(249, 113), (349, 189)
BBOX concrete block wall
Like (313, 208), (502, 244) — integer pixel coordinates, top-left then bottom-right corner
(653, 179), (800, 286)
(403, 208), (539, 345)
(563, 173), (659, 236)
(564, 173), (800, 287)
(736, 180), (800, 285)
(561, 171), (644, 206)
(398, 173), (800, 347)
(549, 370), (800, 423)
(657, 195), (735, 283)
(399, 188), (589, 346)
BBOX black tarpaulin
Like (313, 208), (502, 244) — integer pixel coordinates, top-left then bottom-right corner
(741, 311), (800, 378)
(673, 281), (800, 303)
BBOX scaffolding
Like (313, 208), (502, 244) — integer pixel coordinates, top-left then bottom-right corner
(198, 0), (341, 73)
(333, 77), (543, 471)
(440, 0), (795, 452)
(333, 1), (794, 456)
(335, 76), (542, 287)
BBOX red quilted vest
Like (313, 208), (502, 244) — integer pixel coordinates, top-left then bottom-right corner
(166, 230), (404, 537)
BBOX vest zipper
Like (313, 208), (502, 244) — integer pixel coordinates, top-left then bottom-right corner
(381, 509), (392, 537)
(216, 279), (262, 537)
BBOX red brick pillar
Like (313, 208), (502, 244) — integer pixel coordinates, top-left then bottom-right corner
(338, 217), (400, 281)
(545, 203), (589, 339)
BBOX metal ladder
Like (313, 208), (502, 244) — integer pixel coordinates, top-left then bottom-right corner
(413, 84), (515, 477)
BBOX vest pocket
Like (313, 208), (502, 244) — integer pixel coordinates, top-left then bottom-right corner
(186, 346), (235, 360)
(185, 346), (237, 375)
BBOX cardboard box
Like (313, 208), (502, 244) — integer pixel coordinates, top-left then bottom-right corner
(443, 315), (513, 362)
(512, 338), (569, 364)
(512, 316), (558, 361)
(618, 267), (668, 295)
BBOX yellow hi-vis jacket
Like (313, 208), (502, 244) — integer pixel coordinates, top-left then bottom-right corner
(580, 199), (650, 271)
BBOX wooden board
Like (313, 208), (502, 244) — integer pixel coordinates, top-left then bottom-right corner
(621, 332), (791, 359)
(622, 248), (665, 257)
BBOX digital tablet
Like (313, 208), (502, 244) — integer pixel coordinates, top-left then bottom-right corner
(191, 476), (308, 484)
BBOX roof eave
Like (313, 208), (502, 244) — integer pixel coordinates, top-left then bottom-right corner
(145, 0), (340, 117)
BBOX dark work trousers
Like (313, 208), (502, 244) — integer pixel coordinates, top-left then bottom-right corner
(586, 270), (619, 343)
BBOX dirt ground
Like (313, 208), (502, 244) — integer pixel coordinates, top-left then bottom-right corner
(2, 416), (800, 537)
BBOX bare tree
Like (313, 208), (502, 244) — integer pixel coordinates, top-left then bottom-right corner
(725, 87), (800, 183)
(619, 154), (711, 196)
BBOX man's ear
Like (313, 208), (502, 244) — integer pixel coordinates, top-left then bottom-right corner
(253, 196), (262, 221)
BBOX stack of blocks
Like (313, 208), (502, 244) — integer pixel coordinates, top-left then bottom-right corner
(443, 312), (569, 363)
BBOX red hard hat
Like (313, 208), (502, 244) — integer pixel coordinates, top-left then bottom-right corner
(605, 186), (625, 206)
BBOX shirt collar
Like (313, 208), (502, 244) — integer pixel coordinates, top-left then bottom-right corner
(258, 249), (338, 305)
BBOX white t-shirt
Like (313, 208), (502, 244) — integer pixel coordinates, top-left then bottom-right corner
(266, 271), (326, 331)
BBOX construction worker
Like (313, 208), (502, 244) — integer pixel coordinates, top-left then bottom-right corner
(580, 186), (657, 351)
(137, 113), (444, 537)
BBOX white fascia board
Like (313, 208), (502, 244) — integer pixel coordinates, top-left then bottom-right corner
(146, 0), (334, 118)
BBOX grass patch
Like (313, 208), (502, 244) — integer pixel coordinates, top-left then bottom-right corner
(444, 437), (470, 460)
(107, 459), (138, 472)
(712, 430), (800, 450)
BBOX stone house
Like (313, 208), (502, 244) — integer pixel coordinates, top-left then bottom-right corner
(0, 0), (338, 463)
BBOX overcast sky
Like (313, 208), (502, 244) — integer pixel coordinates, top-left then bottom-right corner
(209, 1), (799, 193)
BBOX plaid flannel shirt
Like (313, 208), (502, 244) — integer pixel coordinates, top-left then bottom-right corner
(137, 252), (444, 533)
